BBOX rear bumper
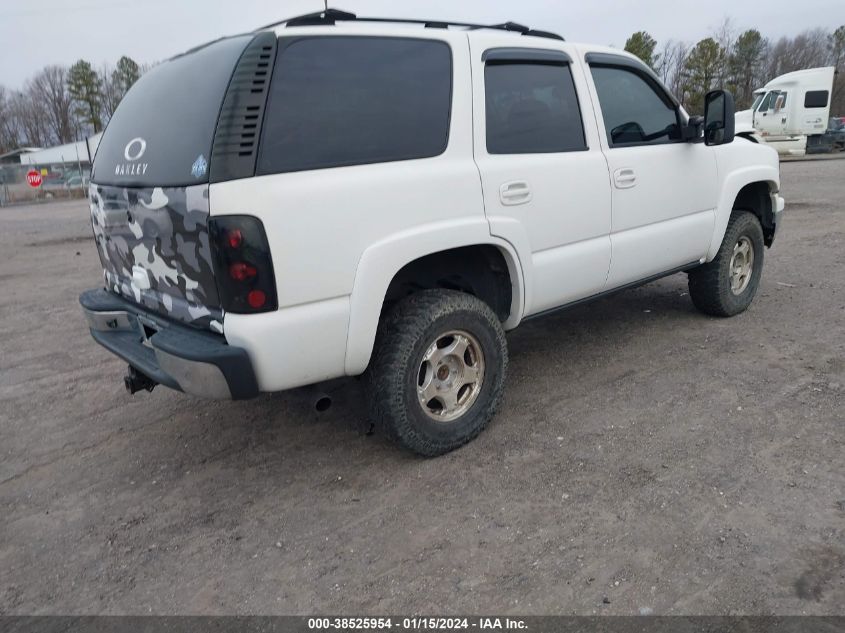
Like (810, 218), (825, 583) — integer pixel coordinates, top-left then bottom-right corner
(79, 289), (259, 400)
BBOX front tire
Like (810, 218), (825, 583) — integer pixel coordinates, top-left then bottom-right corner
(365, 289), (508, 457)
(689, 210), (765, 317)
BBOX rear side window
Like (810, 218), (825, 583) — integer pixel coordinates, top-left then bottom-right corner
(805, 90), (829, 108)
(92, 35), (252, 187)
(591, 65), (681, 147)
(257, 37), (452, 174)
(485, 63), (586, 154)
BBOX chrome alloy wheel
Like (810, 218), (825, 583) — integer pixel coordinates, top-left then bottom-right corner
(416, 330), (485, 423)
(729, 236), (755, 295)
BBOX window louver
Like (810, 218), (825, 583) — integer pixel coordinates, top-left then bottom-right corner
(210, 31), (277, 183)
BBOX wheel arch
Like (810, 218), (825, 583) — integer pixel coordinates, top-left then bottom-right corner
(707, 167), (780, 261)
(733, 181), (779, 247)
(344, 219), (526, 376)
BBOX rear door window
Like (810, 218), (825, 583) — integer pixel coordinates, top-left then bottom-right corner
(92, 35), (252, 187)
(257, 37), (452, 175)
(484, 62), (586, 154)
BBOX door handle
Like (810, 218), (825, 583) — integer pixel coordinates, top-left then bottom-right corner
(613, 168), (637, 189)
(499, 181), (532, 206)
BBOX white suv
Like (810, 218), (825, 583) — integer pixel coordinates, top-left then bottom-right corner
(80, 9), (785, 455)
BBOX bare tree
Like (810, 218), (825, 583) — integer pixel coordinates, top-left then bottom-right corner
(767, 29), (830, 78)
(9, 88), (50, 147)
(0, 86), (22, 153)
(711, 17), (737, 86)
(30, 66), (75, 144)
(657, 40), (689, 100)
(831, 26), (845, 115)
(99, 63), (122, 122)
(712, 19), (736, 47)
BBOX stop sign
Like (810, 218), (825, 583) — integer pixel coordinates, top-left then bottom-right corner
(26, 170), (42, 188)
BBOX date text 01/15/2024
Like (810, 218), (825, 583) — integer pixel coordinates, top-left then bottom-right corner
(307, 617), (527, 630)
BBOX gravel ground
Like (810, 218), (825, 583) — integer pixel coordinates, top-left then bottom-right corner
(1, 158), (843, 615)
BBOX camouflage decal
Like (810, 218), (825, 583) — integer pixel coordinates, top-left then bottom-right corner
(89, 182), (222, 329)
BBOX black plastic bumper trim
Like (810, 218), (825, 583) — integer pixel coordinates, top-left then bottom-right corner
(80, 289), (259, 400)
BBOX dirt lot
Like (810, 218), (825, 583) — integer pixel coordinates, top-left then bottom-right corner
(1, 158), (844, 616)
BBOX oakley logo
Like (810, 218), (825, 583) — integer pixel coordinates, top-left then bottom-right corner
(116, 137), (150, 176)
(124, 137), (147, 161)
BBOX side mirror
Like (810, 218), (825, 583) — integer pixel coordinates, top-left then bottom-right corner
(704, 90), (735, 146)
(610, 121), (647, 144)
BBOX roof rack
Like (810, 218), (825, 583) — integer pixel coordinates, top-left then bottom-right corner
(256, 8), (564, 41)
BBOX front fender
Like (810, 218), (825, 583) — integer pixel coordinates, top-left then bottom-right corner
(707, 161), (780, 261)
(344, 218), (526, 376)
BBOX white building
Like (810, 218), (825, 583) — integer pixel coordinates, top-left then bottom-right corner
(17, 132), (103, 167)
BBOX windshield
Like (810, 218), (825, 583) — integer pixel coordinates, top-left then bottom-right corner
(751, 92), (765, 111)
(92, 35), (252, 187)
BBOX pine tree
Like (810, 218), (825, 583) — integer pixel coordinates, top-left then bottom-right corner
(682, 38), (727, 115)
(113, 56), (140, 96)
(625, 31), (659, 71)
(67, 59), (103, 134)
(729, 30), (767, 109)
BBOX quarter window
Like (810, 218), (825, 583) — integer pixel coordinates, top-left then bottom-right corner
(485, 62), (586, 154)
(257, 37), (452, 174)
(590, 65), (681, 146)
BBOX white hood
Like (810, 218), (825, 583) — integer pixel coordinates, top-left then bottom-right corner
(735, 108), (755, 134)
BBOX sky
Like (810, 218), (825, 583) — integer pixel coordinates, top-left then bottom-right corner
(1, 0), (841, 88)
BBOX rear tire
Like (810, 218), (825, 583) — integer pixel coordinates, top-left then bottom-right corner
(365, 289), (508, 457)
(689, 210), (765, 317)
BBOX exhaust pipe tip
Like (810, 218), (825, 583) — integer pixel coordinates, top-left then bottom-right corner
(314, 395), (332, 412)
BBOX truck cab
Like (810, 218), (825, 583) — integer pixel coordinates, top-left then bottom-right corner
(736, 66), (836, 156)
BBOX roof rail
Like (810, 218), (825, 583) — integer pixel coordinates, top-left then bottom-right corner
(255, 8), (564, 41)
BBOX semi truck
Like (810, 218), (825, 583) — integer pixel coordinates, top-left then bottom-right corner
(735, 66), (836, 156)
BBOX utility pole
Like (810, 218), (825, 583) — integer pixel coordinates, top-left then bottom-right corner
(75, 143), (85, 194)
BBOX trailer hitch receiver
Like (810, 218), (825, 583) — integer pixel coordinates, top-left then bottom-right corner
(124, 366), (157, 395)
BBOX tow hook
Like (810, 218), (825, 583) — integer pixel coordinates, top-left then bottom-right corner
(124, 366), (157, 395)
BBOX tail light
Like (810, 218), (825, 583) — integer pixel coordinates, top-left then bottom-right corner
(208, 216), (278, 314)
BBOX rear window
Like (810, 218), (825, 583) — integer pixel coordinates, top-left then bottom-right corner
(92, 35), (252, 187)
(485, 62), (586, 154)
(257, 37), (452, 175)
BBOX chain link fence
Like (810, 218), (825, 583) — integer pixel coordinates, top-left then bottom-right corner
(0, 162), (90, 207)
